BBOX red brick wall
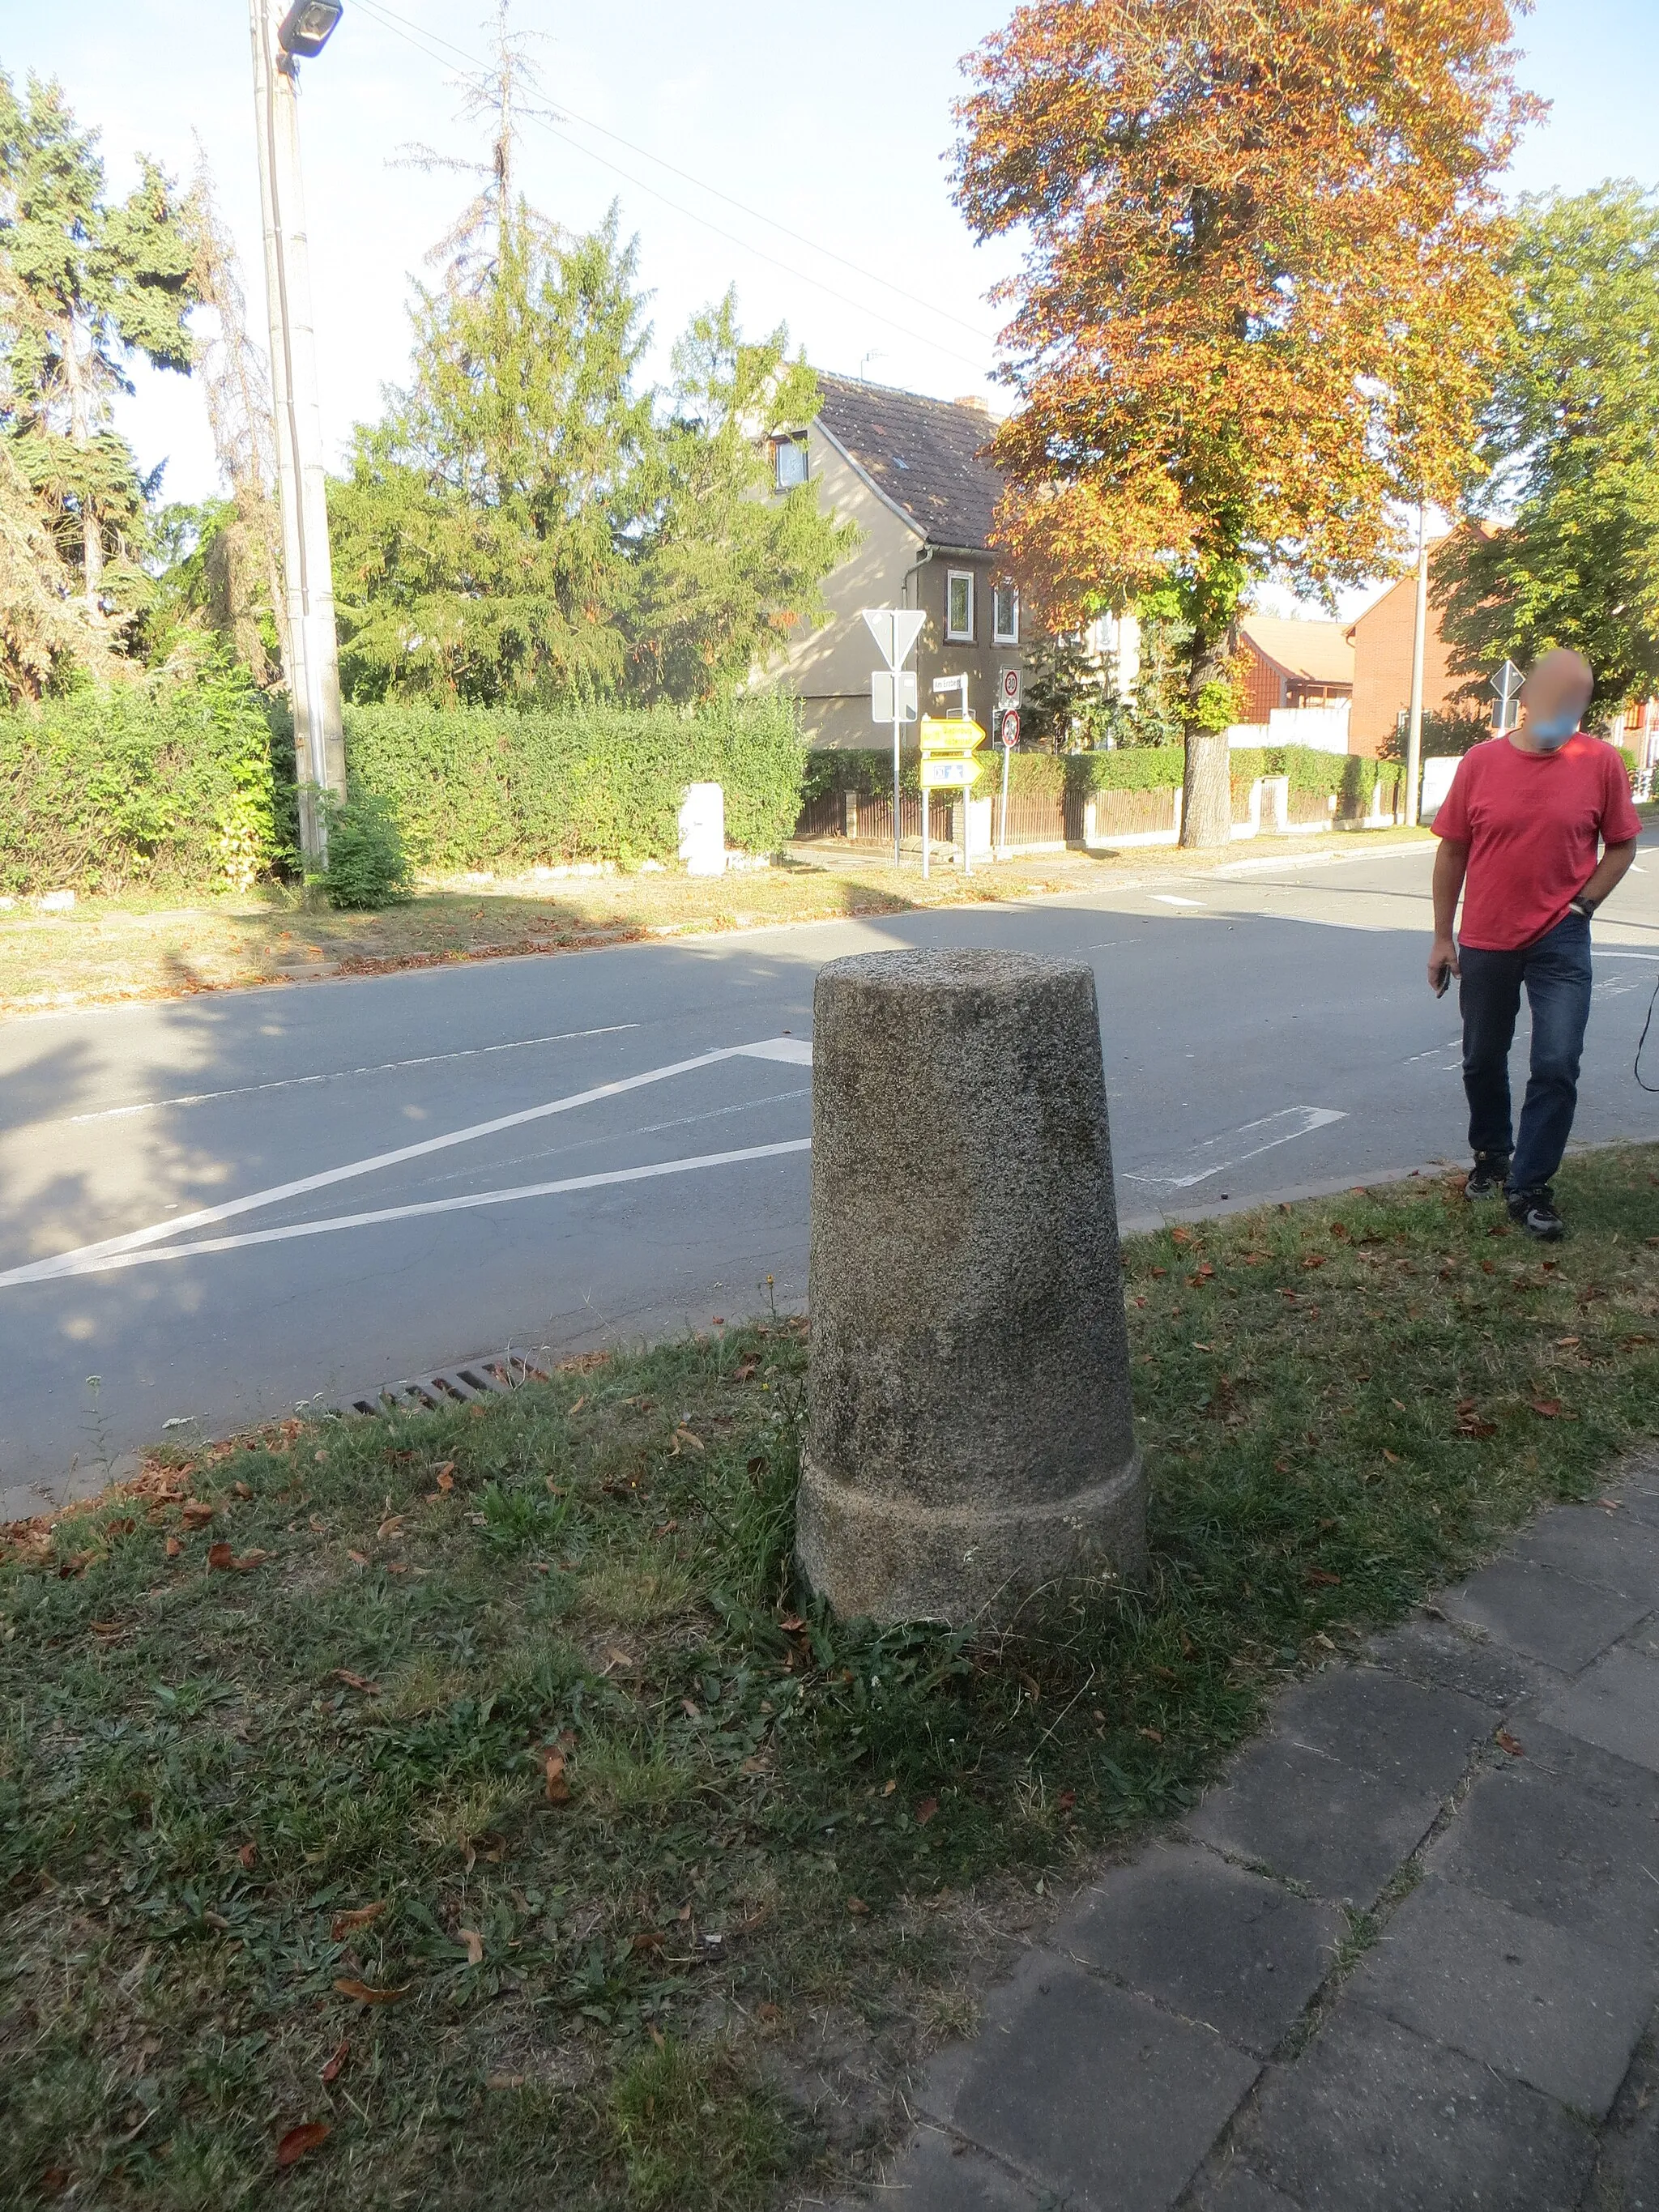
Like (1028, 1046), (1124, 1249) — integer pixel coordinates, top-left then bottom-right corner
(1349, 575), (1471, 758)
(1237, 638), (1284, 723)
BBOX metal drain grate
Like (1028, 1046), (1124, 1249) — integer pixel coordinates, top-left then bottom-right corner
(339, 1352), (549, 1419)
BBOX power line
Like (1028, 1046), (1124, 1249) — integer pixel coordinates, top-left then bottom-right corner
(349, 0), (996, 375)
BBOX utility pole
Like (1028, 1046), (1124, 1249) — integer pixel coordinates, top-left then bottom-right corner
(249, 0), (347, 869)
(1403, 503), (1430, 829)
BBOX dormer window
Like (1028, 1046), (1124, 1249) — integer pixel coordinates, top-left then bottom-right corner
(774, 436), (809, 489)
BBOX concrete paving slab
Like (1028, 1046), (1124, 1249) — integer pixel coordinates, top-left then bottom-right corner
(1426, 1752), (1659, 1957)
(1056, 1841), (1338, 2057)
(1183, 1736), (1442, 1907)
(1346, 1877), (1659, 2115)
(1530, 1643), (1659, 1775)
(1611, 1453), (1659, 1532)
(1511, 1506), (1659, 1604)
(1191, 2167), (1305, 2212)
(921, 1949), (1259, 2212)
(1272, 1664), (1491, 1796)
(1230, 2003), (1597, 2210)
(835, 2128), (1049, 2210)
(1363, 1612), (1562, 1709)
(1440, 1557), (1651, 1671)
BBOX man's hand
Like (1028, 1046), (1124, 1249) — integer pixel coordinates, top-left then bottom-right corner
(1428, 935), (1460, 996)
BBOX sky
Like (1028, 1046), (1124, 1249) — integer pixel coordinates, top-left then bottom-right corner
(6, 0), (1658, 595)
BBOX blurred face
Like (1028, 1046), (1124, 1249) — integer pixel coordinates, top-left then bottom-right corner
(1520, 650), (1593, 750)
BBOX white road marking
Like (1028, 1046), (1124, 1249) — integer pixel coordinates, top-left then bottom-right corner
(1402, 1037), (1464, 1066)
(1213, 846), (1430, 877)
(1124, 1106), (1347, 1190)
(1150, 895), (1203, 909)
(5, 1140), (816, 1284)
(1595, 949), (1659, 961)
(58, 1024), (642, 1128)
(0, 1038), (812, 1290)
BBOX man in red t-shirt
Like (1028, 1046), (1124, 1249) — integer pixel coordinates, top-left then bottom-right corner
(1429, 648), (1641, 1238)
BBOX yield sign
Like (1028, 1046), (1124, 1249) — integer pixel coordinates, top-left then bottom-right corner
(861, 607), (927, 670)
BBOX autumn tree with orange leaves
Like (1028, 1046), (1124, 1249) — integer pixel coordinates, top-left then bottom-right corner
(955, 1), (1537, 845)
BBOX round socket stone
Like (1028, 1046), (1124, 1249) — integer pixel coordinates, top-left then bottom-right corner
(797, 947), (1144, 1626)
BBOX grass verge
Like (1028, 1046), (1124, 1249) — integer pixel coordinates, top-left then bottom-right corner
(0, 827), (1434, 1017)
(3, 1145), (1657, 2208)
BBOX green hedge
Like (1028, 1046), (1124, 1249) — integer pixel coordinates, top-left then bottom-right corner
(0, 667), (283, 898)
(804, 744), (1403, 811)
(343, 694), (806, 871)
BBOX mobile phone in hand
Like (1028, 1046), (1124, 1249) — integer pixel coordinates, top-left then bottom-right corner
(1432, 962), (1452, 998)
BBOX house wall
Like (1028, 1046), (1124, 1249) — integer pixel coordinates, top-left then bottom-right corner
(1349, 574), (1472, 758)
(1238, 640), (1286, 723)
(761, 424), (1027, 752)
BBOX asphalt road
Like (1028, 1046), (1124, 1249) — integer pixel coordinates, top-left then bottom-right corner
(4, 837), (1658, 1513)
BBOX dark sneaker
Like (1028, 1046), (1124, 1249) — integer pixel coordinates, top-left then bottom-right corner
(1465, 1153), (1510, 1200)
(1508, 1186), (1564, 1240)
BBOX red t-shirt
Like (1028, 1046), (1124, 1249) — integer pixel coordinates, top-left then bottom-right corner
(1431, 733), (1642, 951)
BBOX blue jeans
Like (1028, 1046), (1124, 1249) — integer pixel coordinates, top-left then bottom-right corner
(1459, 911), (1593, 1191)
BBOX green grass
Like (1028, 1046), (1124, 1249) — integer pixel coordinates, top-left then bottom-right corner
(3, 1146), (1658, 2207)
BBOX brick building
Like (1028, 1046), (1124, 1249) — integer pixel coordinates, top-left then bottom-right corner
(1344, 547), (1475, 759)
(1235, 615), (1354, 722)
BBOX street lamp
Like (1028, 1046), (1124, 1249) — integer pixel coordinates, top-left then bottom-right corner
(278, 0), (343, 59)
(249, 0), (348, 869)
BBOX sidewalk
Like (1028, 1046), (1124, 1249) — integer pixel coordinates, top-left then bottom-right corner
(841, 1453), (1659, 2212)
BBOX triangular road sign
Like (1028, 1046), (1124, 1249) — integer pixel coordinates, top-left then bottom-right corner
(861, 607), (927, 670)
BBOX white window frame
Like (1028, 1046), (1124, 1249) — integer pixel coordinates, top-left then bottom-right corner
(992, 582), (1020, 646)
(945, 569), (975, 642)
(774, 436), (808, 490)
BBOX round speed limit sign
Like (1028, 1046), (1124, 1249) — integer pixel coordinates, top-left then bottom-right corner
(1000, 708), (1021, 748)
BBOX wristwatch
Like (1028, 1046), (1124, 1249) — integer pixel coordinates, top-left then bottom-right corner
(1569, 893), (1598, 920)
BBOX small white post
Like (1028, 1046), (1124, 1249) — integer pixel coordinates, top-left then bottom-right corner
(999, 737), (1012, 859)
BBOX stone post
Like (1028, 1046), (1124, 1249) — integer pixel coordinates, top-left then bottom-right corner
(797, 948), (1145, 1626)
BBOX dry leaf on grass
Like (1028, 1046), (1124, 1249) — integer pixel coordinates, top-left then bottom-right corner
(180, 1501), (214, 1529)
(164, 1536), (181, 1560)
(207, 1541), (233, 1571)
(333, 1669), (379, 1694)
(458, 1929), (484, 1965)
(333, 1978), (409, 2005)
(275, 2122), (331, 2167)
(331, 1902), (386, 1938)
(544, 1753), (571, 1805)
(847, 1896), (868, 1915)
(320, 2040), (349, 2084)
(237, 1843), (257, 1870)
(915, 1796), (938, 1826)
(1529, 1399), (1563, 1418)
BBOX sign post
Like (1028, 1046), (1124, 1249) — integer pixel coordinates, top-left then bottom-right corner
(862, 608), (927, 869)
(996, 667), (1021, 859)
(1490, 658), (1524, 735)
(919, 715), (987, 881)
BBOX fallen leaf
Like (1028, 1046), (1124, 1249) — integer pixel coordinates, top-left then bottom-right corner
(234, 1481), (253, 1500)
(333, 1670), (380, 1694)
(433, 1462), (455, 1484)
(881, 1778), (897, 1797)
(1057, 1788), (1077, 1813)
(458, 1928), (484, 1965)
(164, 1535), (182, 1559)
(333, 1978), (409, 2005)
(757, 2001), (782, 2023)
(320, 2040), (349, 2084)
(276, 2122), (331, 2168)
(207, 1541), (233, 1571)
(1529, 1398), (1563, 1418)
(1302, 1255), (1327, 1271)
(348, 1549), (369, 1567)
(544, 1753), (571, 1805)
(229, 1549), (268, 1573)
(847, 1897), (868, 1915)
(331, 1901), (386, 1938)
(204, 1908), (231, 1931)
(778, 1614), (805, 1633)
(181, 1501), (215, 1529)
(630, 1929), (664, 1954)
(681, 1698), (702, 1720)
(1556, 1336), (1580, 1348)
(485, 2073), (527, 2091)
(672, 1426), (704, 1455)
(1306, 1567), (1342, 1587)
(915, 1796), (938, 1826)
(238, 1843), (257, 1870)
(1382, 1449), (1401, 1464)
(1139, 1726), (1164, 1743)
(1171, 1227), (1193, 1246)
(1495, 1728), (1525, 1758)
(646, 2024), (666, 2049)
(376, 1515), (405, 1540)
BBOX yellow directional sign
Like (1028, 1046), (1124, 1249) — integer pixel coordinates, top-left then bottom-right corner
(918, 715), (987, 757)
(921, 755), (983, 790)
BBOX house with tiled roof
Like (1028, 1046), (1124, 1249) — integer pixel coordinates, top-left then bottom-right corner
(1235, 615), (1355, 722)
(765, 375), (1027, 750)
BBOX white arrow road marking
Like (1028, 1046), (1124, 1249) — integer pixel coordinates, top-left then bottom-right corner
(59, 1023), (642, 1129)
(0, 1140), (815, 1284)
(1124, 1106), (1347, 1191)
(0, 1038), (812, 1290)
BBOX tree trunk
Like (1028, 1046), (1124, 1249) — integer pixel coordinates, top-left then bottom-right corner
(62, 326), (103, 615)
(1180, 728), (1232, 848)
